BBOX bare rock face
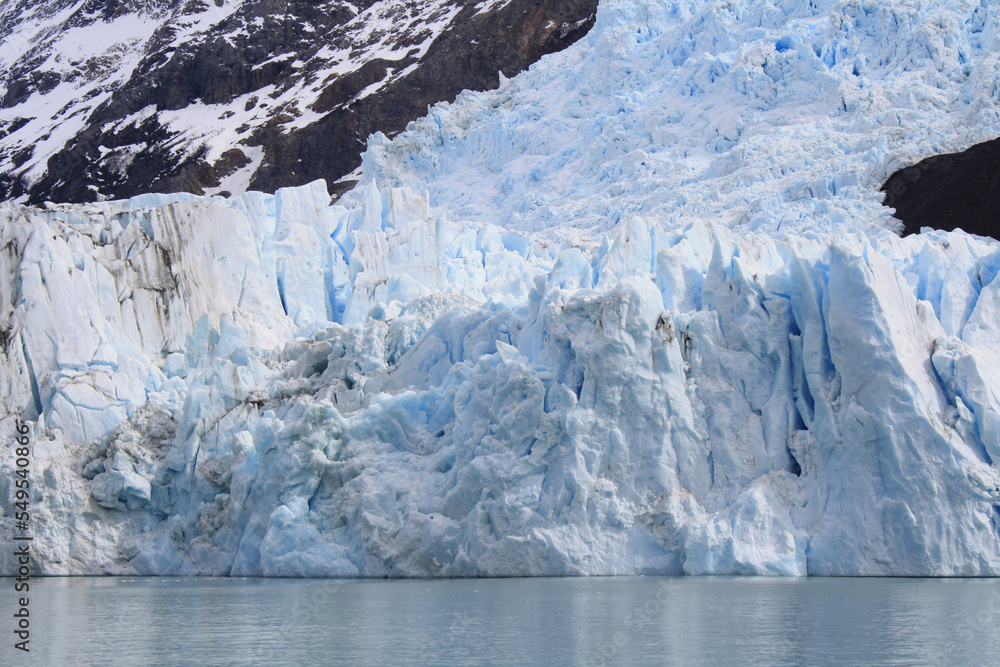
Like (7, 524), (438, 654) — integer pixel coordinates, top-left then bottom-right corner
(882, 137), (1000, 241)
(0, 0), (598, 204)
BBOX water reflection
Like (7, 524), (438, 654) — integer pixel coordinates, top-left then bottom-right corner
(11, 576), (1000, 666)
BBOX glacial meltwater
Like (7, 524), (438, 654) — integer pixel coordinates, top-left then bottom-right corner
(7, 576), (1000, 665)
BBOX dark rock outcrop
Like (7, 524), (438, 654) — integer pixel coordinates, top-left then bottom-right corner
(0, 0), (599, 204)
(882, 137), (1000, 241)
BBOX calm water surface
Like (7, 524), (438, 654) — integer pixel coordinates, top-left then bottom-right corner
(5, 576), (1000, 666)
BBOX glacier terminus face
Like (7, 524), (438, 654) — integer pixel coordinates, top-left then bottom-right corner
(1, 0), (999, 577)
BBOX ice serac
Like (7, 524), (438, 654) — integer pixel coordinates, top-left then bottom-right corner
(355, 0), (1000, 237)
(1, 177), (999, 577)
(2, 0), (1000, 577)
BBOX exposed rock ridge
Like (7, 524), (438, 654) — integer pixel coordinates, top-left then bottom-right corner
(882, 137), (1000, 242)
(0, 0), (598, 204)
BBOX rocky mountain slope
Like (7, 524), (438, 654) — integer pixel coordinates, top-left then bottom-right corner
(0, 0), (597, 204)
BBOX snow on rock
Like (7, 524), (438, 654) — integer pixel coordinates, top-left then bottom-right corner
(2, 0), (1000, 577)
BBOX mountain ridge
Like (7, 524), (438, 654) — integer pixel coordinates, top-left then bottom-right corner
(0, 0), (598, 204)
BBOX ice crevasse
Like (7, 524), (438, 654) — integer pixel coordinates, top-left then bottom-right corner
(1, 181), (999, 577)
(1, 0), (1000, 577)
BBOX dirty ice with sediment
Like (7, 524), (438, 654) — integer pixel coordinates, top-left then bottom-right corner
(2, 0), (1000, 577)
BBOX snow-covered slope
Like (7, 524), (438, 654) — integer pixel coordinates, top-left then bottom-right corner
(1, 0), (1000, 577)
(0, 0), (598, 204)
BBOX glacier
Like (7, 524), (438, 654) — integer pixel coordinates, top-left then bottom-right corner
(1, 0), (1000, 577)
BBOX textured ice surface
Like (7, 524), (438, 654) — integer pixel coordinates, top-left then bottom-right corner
(353, 0), (1000, 237)
(1, 0), (1000, 576)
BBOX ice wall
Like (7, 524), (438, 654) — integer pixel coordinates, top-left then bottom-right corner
(1, 177), (999, 576)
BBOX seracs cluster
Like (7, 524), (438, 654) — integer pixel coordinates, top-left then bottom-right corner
(1, 0), (999, 576)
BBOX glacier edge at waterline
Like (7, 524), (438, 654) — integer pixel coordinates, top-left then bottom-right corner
(1, 178), (999, 577)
